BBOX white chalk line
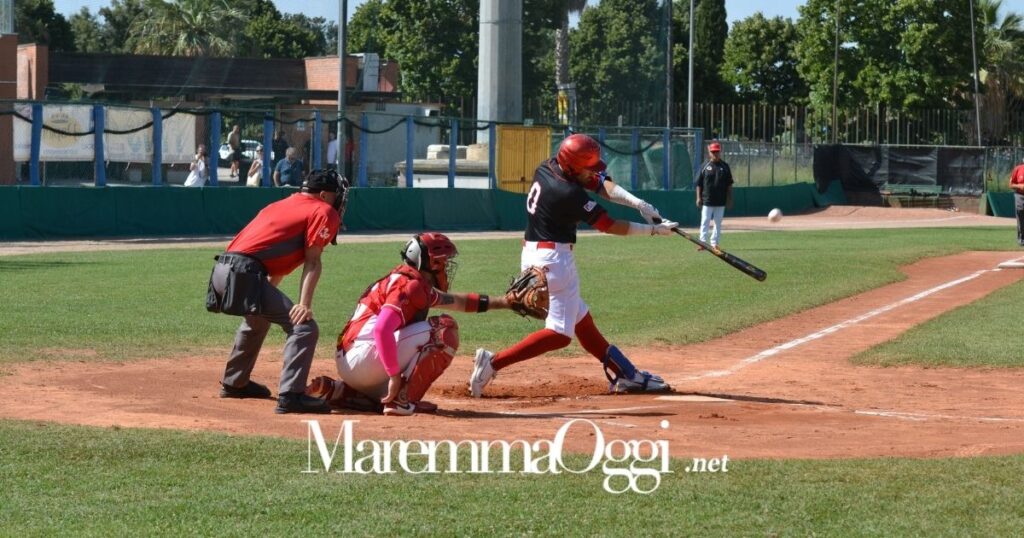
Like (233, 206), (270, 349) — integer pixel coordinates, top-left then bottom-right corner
(493, 404), (668, 418)
(853, 410), (1024, 423)
(678, 266), (1002, 382)
(489, 404), (671, 430)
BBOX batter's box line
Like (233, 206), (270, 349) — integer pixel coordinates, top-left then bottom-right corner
(675, 265), (1007, 383)
(853, 409), (1024, 423)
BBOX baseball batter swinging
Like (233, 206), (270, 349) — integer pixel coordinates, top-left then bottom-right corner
(307, 233), (517, 416)
(470, 133), (678, 397)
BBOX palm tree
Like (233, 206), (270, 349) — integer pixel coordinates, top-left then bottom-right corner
(132, 0), (242, 57)
(554, 0), (587, 124)
(977, 0), (1024, 143)
(554, 0), (588, 88)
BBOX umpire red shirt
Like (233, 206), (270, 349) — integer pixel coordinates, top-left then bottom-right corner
(226, 193), (340, 277)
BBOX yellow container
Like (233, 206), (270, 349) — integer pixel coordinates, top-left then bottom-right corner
(496, 125), (551, 194)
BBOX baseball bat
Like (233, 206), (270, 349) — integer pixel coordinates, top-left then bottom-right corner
(654, 218), (767, 281)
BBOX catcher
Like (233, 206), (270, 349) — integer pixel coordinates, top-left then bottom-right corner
(470, 133), (677, 398)
(307, 233), (523, 416)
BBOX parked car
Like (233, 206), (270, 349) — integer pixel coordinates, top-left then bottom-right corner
(218, 139), (274, 162)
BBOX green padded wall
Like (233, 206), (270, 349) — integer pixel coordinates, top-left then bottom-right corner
(423, 189), (498, 230)
(986, 192), (1015, 218)
(19, 187), (118, 238)
(345, 188), (424, 231)
(0, 184), (829, 240)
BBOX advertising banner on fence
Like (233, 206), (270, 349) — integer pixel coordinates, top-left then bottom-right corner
(13, 104), (95, 162)
(160, 113), (195, 164)
(14, 106), (196, 165)
(104, 108), (152, 162)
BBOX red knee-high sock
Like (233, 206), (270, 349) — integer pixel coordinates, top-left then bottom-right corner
(575, 312), (620, 376)
(492, 329), (571, 371)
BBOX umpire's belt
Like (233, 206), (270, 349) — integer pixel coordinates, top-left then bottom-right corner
(523, 240), (573, 251)
(214, 252), (268, 276)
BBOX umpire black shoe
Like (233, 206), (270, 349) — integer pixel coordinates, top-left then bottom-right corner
(275, 392), (332, 414)
(220, 381), (272, 399)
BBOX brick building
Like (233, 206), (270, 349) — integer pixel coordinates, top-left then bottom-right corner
(5, 45), (403, 184)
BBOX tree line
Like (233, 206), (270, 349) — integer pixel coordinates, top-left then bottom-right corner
(15, 0), (1024, 142)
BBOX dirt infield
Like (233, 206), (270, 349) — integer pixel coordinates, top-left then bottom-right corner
(2, 207), (1022, 459)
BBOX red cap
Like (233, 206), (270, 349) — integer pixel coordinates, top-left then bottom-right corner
(709, 142), (722, 152)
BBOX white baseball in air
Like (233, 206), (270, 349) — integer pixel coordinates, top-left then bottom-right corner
(768, 208), (783, 223)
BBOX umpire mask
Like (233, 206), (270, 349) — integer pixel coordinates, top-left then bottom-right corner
(302, 169), (350, 215)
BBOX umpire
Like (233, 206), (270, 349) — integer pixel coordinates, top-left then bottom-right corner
(206, 169), (349, 414)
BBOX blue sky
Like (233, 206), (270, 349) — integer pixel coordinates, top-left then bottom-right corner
(54, 1), (804, 26)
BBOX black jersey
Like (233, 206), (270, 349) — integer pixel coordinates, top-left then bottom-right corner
(524, 158), (608, 244)
(697, 159), (734, 206)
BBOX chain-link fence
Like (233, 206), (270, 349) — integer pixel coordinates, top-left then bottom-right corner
(524, 100), (1024, 148)
(6, 99), (1020, 194)
(985, 147), (1024, 193)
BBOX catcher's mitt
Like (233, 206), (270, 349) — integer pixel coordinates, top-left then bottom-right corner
(505, 266), (549, 319)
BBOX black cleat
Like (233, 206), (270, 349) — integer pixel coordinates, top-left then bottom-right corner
(275, 392), (332, 414)
(220, 381), (272, 399)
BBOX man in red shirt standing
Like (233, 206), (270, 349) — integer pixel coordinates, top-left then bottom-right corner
(1010, 157), (1024, 246)
(206, 169), (348, 414)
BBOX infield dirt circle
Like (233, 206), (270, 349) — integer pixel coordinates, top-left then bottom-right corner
(3, 206), (1023, 459)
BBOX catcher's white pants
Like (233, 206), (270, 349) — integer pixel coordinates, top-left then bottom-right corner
(521, 242), (588, 338)
(334, 320), (432, 399)
(699, 205), (725, 247)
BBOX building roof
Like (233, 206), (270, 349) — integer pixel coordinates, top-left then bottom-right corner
(46, 52), (395, 101)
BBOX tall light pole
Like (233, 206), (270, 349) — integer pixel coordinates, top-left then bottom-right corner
(968, 0), (983, 145)
(687, 0), (694, 129)
(665, 0), (672, 130)
(1, 0), (12, 34)
(831, 0), (840, 144)
(338, 0), (348, 175)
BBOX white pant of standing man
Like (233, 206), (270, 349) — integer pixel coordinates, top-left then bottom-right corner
(699, 205), (726, 248)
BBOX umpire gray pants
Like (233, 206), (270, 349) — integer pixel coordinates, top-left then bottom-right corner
(210, 262), (318, 394)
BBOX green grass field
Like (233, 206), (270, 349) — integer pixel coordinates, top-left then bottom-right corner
(0, 227), (1017, 365)
(2, 226), (1023, 535)
(1, 420), (1022, 536)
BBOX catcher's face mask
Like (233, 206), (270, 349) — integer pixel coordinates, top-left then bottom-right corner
(404, 233), (458, 292)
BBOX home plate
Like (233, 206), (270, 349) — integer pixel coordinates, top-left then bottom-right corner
(656, 394), (734, 403)
(998, 261), (1024, 269)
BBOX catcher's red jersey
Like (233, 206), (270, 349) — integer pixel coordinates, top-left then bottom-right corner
(338, 265), (440, 352)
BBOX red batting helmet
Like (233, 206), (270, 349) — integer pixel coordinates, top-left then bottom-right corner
(402, 233), (458, 292)
(708, 142), (722, 152)
(556, 134), (606, 179)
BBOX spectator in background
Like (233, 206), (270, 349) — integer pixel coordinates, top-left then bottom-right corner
(272, 130), (289, 168)
(184, 144), (209, 187)
(1009, 156), (1024, 246)
(228, 125), (242, 179)
(246, 144), (266, 187)
(274, 147), (304, 187)
(326, 131), (339, 168)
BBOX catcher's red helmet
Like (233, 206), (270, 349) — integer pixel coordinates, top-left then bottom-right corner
(708, 141), (722, 152)
(402, 233), (458, 291)
(556, 134), (606, 179)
